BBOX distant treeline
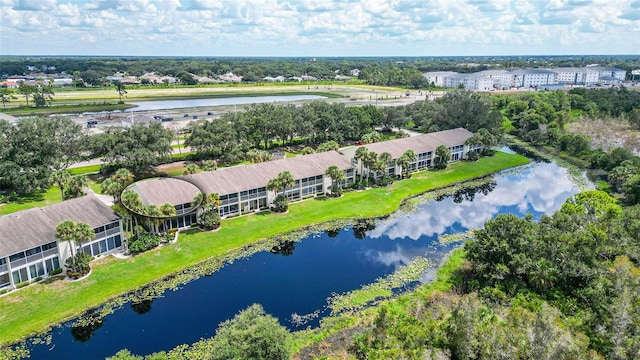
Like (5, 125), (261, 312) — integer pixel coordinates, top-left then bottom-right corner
(1, 55), (639, 87)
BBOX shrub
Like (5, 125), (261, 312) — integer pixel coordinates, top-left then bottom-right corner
(378, 175), (394, 187)
(199, 210), (221, 230)
(329, 185), (343, 197)
(467, 151), (479, 161)
(272, 195), (289, 213)
(128, 232), (161, 254)
(0, 288), (9, 295)
(49, 268), (63, 276)
(65, 252), (93, 277)
(16, 281), (30, 289)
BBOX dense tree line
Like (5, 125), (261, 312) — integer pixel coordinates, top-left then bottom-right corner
(0, 117), (172, 194)
(494, 88), (640, 204)
(3, 55), (638, 87)
(0, 117), (86, 194)
(405, 89), (503, 133)
(184, 101), (391, 161)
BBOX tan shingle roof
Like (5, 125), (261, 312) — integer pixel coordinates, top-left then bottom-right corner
(341, 128), (473, 159)
(181, 151), (354, 196)
(0, 195), (119, 257)
(127, 178), (202, 207)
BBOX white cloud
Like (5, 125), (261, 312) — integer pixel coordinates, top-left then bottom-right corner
(368, 162), (580, 241)
(1, 0), (638, 55)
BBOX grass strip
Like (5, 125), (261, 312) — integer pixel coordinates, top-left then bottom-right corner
(0, 152), (528, 346)
(0, 187), (62, 216)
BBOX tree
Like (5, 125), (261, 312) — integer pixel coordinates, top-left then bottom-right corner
(114, 81), (127, 103)
(184, 116), (240, 158)
(362, 151), (379, 179)
(55, 220), (96, 274)
(101, 168), (135, 202)
(301, 146), (315, 155)
(183, 163), (200, 175)
(0, 88), (16, 110)
(63, 175), (88, 200)
(379, 152), (393, 166)
(198, 193), (222, 230)
(205, 304), (292, 360)
(325, 165), (346, 196)
(91, 123), (172, 174)
(246, 149), (271, 163)
(397, 149), (417, 177)
(354, 146), (369, 183)
(609, 161), (638, 192)
(0, 117), (87, 194)
(49, 170), (71, 199)
(316, 140), (339, 152)
(267, 171), (295, 212)
(360, 131), (383, 144)
(33, 81), (54, 108)
(434, 145), (451, 169)
(267, 171), (295, 197)
(623, 174), (640, 205)
(17, 82), (35, 107)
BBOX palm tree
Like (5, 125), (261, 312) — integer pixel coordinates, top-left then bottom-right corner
(379, 152), (393, 176)
(362, 151), (379, 179)
(268, 171), (295, 197)
(434, 145), (451, 169)
(325, 165), (346, 195)
(122, 190), (144, 214)
(55, 220), (95, 272)
(64, 175), (88, 199)
(371, 160), (387, 180)
(49, 169), (71, 199)
(205, 193), (222, 211)
(399, 149), (417, 176)
(354, 146), (369, 183)
(396, 155), (410, 178)
(113, 168), (135, 189)
(184, 163), (200, 175)
(101, 178), (121, 202)
(74, 222), (95, 257)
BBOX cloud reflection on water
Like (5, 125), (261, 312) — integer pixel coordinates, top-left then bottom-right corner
(369, 162), (580, 241)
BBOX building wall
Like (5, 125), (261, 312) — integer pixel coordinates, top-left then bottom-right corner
(351, 143), (478, 179)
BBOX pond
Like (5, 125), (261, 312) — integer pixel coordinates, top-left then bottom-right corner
(25, 160), (588, 358)
(125, 95), (327, 112)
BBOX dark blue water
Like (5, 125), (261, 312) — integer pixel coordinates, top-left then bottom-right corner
(26, 161), (587, 359)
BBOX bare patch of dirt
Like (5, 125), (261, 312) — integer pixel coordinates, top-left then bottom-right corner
(155, 161), (188, 175)
(567, 118), (640, 155)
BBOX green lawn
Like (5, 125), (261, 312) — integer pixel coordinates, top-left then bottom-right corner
(0, 187), (62, 216)
(0, 152), (528, 345)
(68, 164), (102, 176)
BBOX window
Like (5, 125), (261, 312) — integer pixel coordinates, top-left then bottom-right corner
(26, 247), (42, 256)
(106, 222), (119, 230)
(12, 268), (28, 284)
(9, 252), (25, 263)
(42, 242), (57, 251)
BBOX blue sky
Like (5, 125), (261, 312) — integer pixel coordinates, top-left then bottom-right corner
(1, 0), (639, 56)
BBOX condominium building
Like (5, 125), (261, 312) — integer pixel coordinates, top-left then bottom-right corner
(0, 195), (123, 290)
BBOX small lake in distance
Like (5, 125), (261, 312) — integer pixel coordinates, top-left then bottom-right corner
(25, 160), (589, 359)
(126, 95), (327, 112)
